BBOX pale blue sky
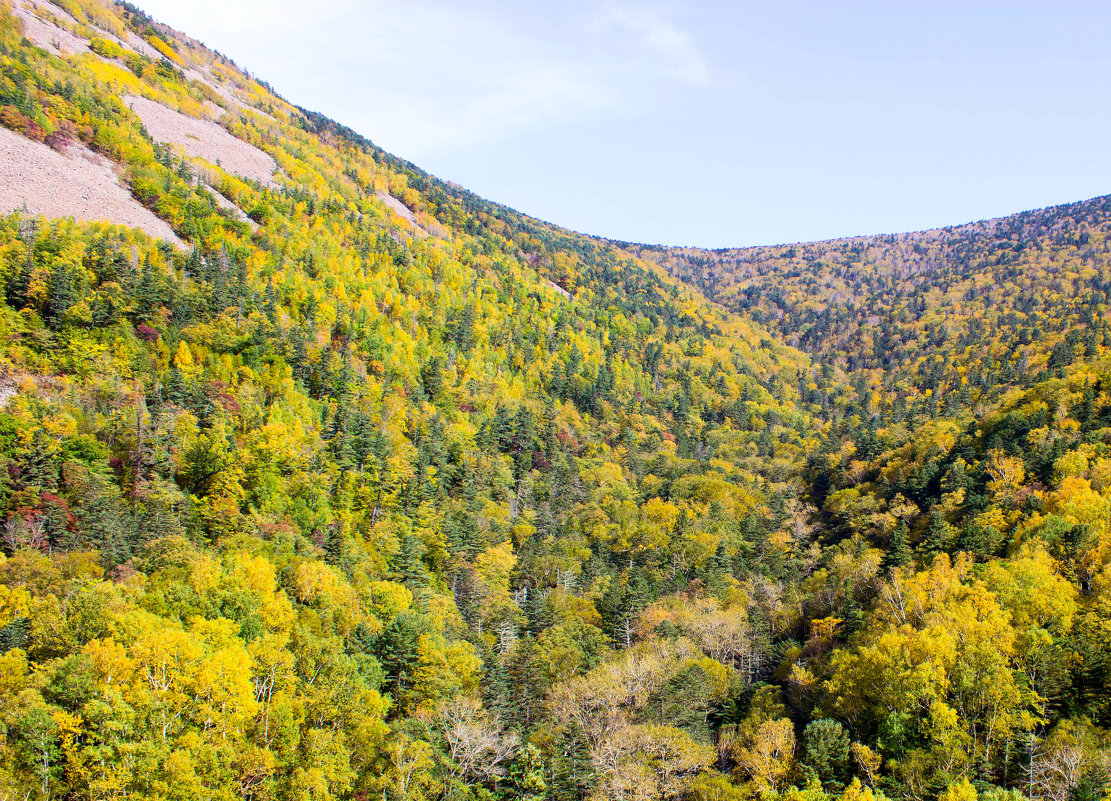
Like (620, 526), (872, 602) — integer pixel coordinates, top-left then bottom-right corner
(138, 0), (1111, 248)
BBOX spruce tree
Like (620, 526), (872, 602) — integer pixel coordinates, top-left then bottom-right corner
(886, 521), (912, 570)
(78, 476), (131, 568)
(23, 430), (59, 494)
(550, 724), (594, 801)
(506, 636), (547, 732)
(479, 647), (511, 722)
(46, 262), (76, 330)
(392, 534), (430, 588)
(505, 743), (547, 801)
(920, 508), (952, 560)
(802, 718), (851, 790)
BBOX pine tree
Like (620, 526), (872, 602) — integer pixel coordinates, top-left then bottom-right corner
(78, 476), (131, 568)
(886, 521), (912, 570)
(133, 257), (162, 322)
(506, 636), (547, 732)
(506, 743), (547, 801)
(162, 365), (189, 408)
(8, 219), (36, 308)
(46, 262), (76, 329)
(324, 523), (347, 565)
(597, 579), (627, 648)
(7, 255), (32, 309)
(522, 586), (552, 635)
(480, 647), (511, 722)
(550, 724), (594, 801)
(133, 478), (186, 543)
(420, 354), (445, 401)
(392, 534), (430, 588)
(919, 509), (952, 560)
(22, 430), (58, 494)
(375, 613), (426, 704)
(650, 663), (711, 742)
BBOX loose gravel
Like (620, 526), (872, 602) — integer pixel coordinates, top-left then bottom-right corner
(125, 94), (279, 187)
(11, 0), (90, 56)
(0, 127), (184, 246)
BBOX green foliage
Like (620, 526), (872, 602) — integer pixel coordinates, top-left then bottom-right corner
(803, 719), (851, 790)
(0, 1), (1109, 799)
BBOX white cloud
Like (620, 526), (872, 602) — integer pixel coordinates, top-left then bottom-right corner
(136, 0), (714, 158)
(593, 5), (713, 86)
(318, 1), (615, 155)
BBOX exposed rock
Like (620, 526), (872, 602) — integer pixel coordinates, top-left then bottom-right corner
(125, 94), (280, 187)
(0, 126), (184, 246)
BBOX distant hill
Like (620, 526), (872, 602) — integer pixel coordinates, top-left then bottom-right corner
(0, 1), (1107, 800)
(625, 195), (1111, 424)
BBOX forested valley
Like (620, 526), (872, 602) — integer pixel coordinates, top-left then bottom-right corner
(0, 2), (1107, 801)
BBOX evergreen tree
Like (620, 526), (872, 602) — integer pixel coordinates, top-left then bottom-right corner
(392, 534), (430, 588)
(802, 718), (851, 790)
(480, 647), (511, 722)
(550, 724), (594, 801)
(920, 508), (953, 560)
(522, 586), (552, 635)
(77, 475), (131, 568)
(22, 430), (59, 494)
(46, 262), (76, 329)
(886, 521), (912, 570)
(133, 257), (162, 322)
(374, 613), (426, 703)
(420, 354), (445, 401)
(506, 636), (547, 732)
(505, 743), (547, 801)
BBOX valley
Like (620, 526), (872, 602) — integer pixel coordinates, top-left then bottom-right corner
(0, 2), (1107, 800)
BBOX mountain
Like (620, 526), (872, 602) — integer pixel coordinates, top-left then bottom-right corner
(624, 195), (1111, 424)
(0, 2), (1107, 801)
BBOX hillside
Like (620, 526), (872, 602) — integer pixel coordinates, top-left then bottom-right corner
(626, 196), (1111, 425)
(0, 2), (1108, 801)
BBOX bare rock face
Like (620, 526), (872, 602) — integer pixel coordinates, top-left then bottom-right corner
(375, 190), (428, 237)
(124, 95), (280, 187)
(10, 0), (91, 55)
(0, 127), (184, 246)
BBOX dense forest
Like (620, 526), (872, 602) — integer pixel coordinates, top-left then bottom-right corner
(0, 2), (1107, 801)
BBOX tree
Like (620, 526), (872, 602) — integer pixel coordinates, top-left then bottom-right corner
(921, 508), (953, 558)
(803, 718), (851, 790)
(46, 261), (76, 329)
(595, 724), (715, 801)
(436, 696), (518, 786)
(550, 723), (595, 801)
(507, 636), (548, 731)
(733, 718), (796, 792)
(887, 521), (911, 569)
(506, 742), (548, 801)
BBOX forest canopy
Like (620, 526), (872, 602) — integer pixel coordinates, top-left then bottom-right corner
(0, 1), (1108, 801)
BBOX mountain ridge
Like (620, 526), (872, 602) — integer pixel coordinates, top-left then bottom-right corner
(0, 2), (1107, 801)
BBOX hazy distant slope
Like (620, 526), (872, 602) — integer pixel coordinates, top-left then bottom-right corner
(628, 195), (1111, 424)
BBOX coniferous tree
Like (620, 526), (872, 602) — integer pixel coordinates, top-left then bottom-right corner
(802, 719), (851, 790)
(77, 475), (131, 568)
(887, 521), (912, 569)
(920, 508), (952, 560)
(392, 534), (430, 588)
(46, 262), (76, 329)
(550, 724), (594, 801)
(506, 743), (547, 801)
(507, 635), (547, 732)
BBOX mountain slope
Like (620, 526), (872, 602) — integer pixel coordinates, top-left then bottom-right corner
(0, 2), (1108, 801)
(626, 195), (1111, 424)
(623, 198), (1111, 797)
(0, 2), (828, 800)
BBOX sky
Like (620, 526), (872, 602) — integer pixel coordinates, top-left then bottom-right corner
(135, 0), (1111, 248)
